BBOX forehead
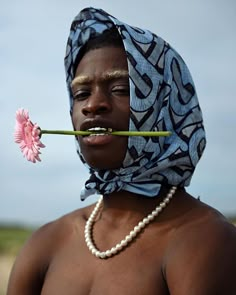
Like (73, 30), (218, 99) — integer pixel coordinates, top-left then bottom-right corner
(74, 46), (128, 76)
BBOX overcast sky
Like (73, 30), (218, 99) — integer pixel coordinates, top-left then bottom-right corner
(1, 0), (236, 226)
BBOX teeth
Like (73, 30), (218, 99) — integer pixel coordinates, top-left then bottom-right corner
(86, 127), (113, 136)
(88, 127), (108, 132)
(87, 127), (113, 132)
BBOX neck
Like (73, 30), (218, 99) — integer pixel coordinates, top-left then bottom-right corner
(101, 186), (173, 224)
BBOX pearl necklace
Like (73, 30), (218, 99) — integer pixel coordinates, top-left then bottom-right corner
(84, 186), (177, 259)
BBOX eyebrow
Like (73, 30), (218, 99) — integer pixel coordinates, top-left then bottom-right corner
(71, 70), (129, 88)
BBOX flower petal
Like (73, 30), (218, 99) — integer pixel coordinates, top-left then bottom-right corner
(14, 108), (45, 163)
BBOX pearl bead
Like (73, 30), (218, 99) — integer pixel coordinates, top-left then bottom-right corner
(91, 248), (96, 255)
(160, 202), (166, 208)
(110, 247), (117, 253)
(120, 239), (128, 247)
(84, 186), (177, 259)
(138, 221), (145, 228)
(142, 217), (150, 225)
(115, 244), (123, 251)
(147, 214), (155, 221)
(99, 252), (106, 259)
(125, 235), (132, 243)
(130, 230), (137, 238)
(134, 225), (142, 233)
(105, 250), (111, 257)
(95, 252), (100, 258)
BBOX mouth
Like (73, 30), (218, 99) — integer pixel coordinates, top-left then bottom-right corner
(84, 127), (113, 137)
(80, 126), (117, 147)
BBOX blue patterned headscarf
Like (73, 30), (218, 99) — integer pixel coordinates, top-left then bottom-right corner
(64, 7), (206, 200)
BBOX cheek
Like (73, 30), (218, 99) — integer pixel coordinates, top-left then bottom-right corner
(120, 103), (130, 129)
(114, 95), (130, 115)
(71, 104), (82, 129)
(71, 109), (76, 128)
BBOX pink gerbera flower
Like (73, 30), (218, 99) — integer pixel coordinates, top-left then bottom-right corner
(14, 109), (45, 163)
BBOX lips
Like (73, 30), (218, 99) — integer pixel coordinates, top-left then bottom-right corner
(78, 119), (116, 146)
(82, 127), (114, 146)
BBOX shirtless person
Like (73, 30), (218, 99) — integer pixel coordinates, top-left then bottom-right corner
(7, 7), (236, 295)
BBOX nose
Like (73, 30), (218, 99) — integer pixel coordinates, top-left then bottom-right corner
(81, 90), (112, 116)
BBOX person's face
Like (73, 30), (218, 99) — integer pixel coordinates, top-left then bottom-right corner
(71, 46), (130, 170)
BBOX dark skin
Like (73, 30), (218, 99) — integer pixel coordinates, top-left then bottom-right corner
(7, 46), (236, 295)
(71, 47), (130, 170)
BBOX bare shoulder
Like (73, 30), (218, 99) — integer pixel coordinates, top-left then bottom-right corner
(17, 204), (91, 259)
(164, 190), (236, 295)
(7, 204), (94, 295)
(175, 192), (236, 247)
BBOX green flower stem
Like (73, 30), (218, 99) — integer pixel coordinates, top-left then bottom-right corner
(40, 130), (171, 137)
(107, 131), (171, 136)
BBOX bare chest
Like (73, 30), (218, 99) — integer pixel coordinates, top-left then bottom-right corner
(41, 238), (169, 295)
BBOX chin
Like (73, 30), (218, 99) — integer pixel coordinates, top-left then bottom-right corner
(81, 148), (126, 171)
(82, 155), (122, 170)
(87, 161), (121, 171)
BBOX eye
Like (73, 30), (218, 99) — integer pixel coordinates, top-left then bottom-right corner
(111, 85), (130, 96)
(73, 89), (91, 101)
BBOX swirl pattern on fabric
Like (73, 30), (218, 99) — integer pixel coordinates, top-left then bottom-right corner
(64, 7), (206, 200)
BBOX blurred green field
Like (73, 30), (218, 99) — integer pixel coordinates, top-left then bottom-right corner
(0, 224), (34, 256)
(0, 225), (34, 295)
